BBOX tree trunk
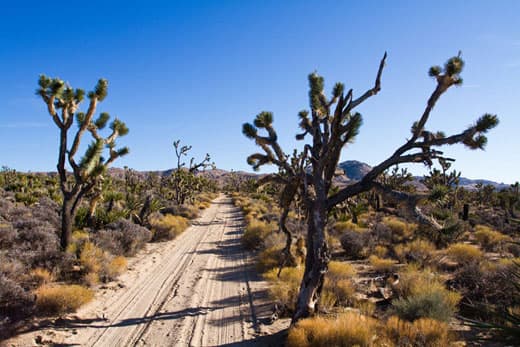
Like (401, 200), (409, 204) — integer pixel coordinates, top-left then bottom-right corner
(292, 202), (330, 323)
(60, 197), (74, 251)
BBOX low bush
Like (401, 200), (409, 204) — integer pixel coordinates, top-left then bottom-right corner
(369, 255), (397, 273)
(446, 243), (483, 264)
(321, 261), (357, 309)
(474, 225), (510, 252)
(102, 256), (127, 281)
(256, 246), (283, 273)
(242, 219), (273, 250)
(29, 267), (54, 286)
(286, 312), (379, 347)
(150, 213), (189, 241)
(394, 239), (436, 266)
(264, 266), (303, 312)
(392, 284), (461, 322)
(35, 284), (93, 315)
(340, 230), (368, 259)
(94, 219), (151, 256)
(0, 274), (35, 317)
(383, 216), (417, 242)
(334, 220), (367, 233)
(392, 266), (460, 322)
(383, 315), (452, 346)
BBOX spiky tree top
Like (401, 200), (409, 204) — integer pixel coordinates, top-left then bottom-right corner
(243, 53), (498, 224)
(37, 75), (129, 192)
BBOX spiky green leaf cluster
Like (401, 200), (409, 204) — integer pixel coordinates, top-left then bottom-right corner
(253, 111), (273, 128)
(308, 72), (325, 115)
(88, 78), (108, 101)
(110, 118), (129, 136)
(80, 139), (104, 175)
(95, 112), (110, 129)
(242, 123), (257, 139)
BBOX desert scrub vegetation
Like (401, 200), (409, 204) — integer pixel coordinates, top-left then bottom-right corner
(368, 255), (397, 273)
(392, 266), (460, 322)
(149, 213), (189, 241)
(383, 316), (453, 346)
(446, 242), (483, 264)
(394, 239), (437, 266)
(286, 312), (379, 347)
(35, 284), (94, 315)
(473, 224), (510, 252)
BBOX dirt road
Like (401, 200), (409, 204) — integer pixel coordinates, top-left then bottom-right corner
(5, 195), (286, 347)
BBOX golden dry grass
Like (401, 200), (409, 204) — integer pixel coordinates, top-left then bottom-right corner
(446, 243), (483, 264)
(150, 214), (189, 241)
(287, 312), (379, 347)
(35, 284), (94, 315)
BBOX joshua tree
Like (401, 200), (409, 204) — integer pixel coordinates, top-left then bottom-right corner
(37, 76), (129, 250)
(243, 53), (498, 322)
(169, 139), (213, 205)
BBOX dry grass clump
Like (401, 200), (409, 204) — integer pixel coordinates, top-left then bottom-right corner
(383, 216), (417, 242)
(103, 256), (127, 280)
(35, 284), (93, 315)
(335, 220), (367, 233)
(286, 312), (379, 347)
(242, 219), (273, 250)
(446, 243), (483, 264)
(369, 255), (397, 273)
(321, 261), (357, 309)
(394, 239), (436, 265)
(30, 268), (54, 286)
(474, 225), (510, 252)
(264, 266), (303, 312)
(150, 214), (189, 241)
(256, 246), (283, 273)
(392, 266), (460, 322)
(383, 315), (452, 346)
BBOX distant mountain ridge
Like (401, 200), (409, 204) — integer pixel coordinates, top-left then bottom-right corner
(338, 160), (511, 191)
(104, 160), (512, 191)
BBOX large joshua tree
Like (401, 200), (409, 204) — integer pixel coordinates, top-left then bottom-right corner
(37, 76), (129, 250)
(243, 53), (499, 322)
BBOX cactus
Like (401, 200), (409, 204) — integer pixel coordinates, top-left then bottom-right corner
(243, 54), (498, 323)
(37, 75), (129, 250)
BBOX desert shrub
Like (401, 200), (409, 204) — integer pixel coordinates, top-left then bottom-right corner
(0, 223), (17, 248)
(384, 316), (452, 347)
(369, 255), (397, 273)
(94, 219), (151, 256)
(286, 312), (379, 347)
(0, 274), (35, 317)
(242, 219), (273, 250)
(35, 284), (93, 315)
(321, 261), (357, 308)
(383, 216), (417, 242)
(474, 225), (510, 252)
(452, 261), (519, 317)
(101, 256), (127, 281)
(392, 284), (460, 322)
(392, 266), (460, 322)
(446, 243), (483, 264)
(29, 268), (54, 286)
(373, 245), (388, 257)
(161, 204), (200, 220)
(340, 230), (368, 259)
(335, 220), (367, 233)
(257, 246), (283, 273)
(264, 266), (303, 312)
(150, 213), (189, 241)
(394, 239), (436, 266)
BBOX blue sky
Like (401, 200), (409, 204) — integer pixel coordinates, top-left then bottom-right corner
(0, 1), (519, 183)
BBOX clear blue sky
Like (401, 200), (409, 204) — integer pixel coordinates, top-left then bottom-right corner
(0, 1), (518, 183)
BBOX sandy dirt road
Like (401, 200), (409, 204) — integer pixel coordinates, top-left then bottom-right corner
(5, 195), (286, 347)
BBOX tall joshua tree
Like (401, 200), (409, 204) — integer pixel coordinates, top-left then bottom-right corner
(243, 53), (498, 322)
(37, 76), (129, 250)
